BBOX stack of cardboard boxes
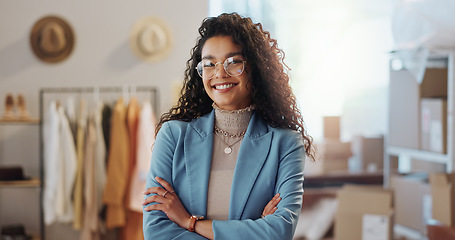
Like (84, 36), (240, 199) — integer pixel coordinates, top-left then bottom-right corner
(305, 116), (351, 175)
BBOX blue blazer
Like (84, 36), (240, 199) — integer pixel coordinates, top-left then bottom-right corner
(143, 110), (305, 240)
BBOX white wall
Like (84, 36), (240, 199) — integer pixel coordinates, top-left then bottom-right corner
(0, 1), (208, 239)
(0, 0), (208, 116)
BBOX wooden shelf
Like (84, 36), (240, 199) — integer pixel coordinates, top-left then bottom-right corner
(305, 171), (383, 189)
(388, 146), (448, 164)
(0, 118), (40, 124)
(0, 179), (41, 188)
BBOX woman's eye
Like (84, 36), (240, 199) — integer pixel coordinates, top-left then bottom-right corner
(226, 57), (243, 65)
(203, 61), (215, 68)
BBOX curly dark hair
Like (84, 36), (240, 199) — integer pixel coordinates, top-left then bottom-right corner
(156, 12), (315, 160)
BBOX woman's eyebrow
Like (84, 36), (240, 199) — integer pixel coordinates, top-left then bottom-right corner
(202, 55), (214, 60)
(201, 52), (243, 61)
(225, 52), (242, 58)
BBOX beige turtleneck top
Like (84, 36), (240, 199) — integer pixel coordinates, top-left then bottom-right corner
(206, 104), (253, 220)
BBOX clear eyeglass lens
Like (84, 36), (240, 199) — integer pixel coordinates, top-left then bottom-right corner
(196, 57), (245, 79)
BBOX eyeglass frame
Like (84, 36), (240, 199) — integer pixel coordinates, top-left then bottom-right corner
(195, 56), (247, 80)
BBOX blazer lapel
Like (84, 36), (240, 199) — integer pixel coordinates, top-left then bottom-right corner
(229, 112), (273, 220)
(184, 111), (214, 217)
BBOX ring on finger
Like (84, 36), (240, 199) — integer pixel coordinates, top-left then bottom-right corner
(163, 190), (169, 197)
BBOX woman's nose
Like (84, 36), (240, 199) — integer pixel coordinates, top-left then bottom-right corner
(214, 62), (228, 78)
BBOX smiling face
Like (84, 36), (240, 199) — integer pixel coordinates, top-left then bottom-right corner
(201, 35), (252, 110)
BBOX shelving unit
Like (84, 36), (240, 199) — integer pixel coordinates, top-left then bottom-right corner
(0, 118), (42, 239)
(384, 49), (455, 187)
(384, 49), (455, 239)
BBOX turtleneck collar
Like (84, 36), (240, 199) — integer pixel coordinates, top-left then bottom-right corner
(212, 103), (254, 134)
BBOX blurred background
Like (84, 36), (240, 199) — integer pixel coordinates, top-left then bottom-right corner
(1, 0), (454, 239)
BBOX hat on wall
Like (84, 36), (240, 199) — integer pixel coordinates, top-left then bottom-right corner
(130, 16), (173, 62)
(30, 16), (75, 63)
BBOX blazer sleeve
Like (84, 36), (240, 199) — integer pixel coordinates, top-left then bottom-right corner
(143, 122), (208, 240)
(212, 131), (305, 240)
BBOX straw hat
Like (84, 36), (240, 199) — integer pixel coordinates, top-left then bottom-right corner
(30, 16), (75, 63)
(130, 16), (173, 62)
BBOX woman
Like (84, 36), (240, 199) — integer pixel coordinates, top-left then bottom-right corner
(142, 13), (315, 239)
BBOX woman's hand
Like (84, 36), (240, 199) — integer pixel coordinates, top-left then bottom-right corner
(261, 193), (281, 218)
(143, 176), (191, 229)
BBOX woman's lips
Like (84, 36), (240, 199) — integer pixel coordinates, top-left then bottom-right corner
(212, 83), (238, 90)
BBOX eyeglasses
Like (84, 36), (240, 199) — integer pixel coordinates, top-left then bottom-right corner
(196, 56), (246, 79)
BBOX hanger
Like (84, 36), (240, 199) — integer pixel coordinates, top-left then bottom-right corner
(122, 85), (130, 105)
(93, 86), (100, 105)
(130, 84), (137, 98)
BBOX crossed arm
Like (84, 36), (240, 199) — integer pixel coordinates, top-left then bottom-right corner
(142, 176), (281, 239)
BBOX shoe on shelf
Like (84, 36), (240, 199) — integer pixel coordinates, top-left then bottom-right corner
(1, 93), (15, 120)
(16, 94), (30, 120)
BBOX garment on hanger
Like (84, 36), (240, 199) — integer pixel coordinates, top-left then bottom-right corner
(73, 99), (87, 230)
(103, 98), (130, 228)
(94, 102), (107, 217)
(80, 103), (107, 240)
(128, 100), (156, 212)
(55, 105), (77, 223)
(65, 97), (77, 144)
(102, 105), (112, 154)
(121, 97), (143, 240)
(42, 101), (77, 225)
(43, 101), (60, 225)
(80, 114), (99, 240)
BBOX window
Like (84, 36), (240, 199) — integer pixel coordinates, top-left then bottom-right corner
(209, 0), (394, 140)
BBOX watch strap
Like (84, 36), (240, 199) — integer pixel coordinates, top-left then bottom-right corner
(188, 215), (203, 232)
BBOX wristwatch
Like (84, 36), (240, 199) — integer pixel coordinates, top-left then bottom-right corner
(188, 215), (204, 232)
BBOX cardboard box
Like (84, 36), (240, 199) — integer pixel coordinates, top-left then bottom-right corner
(420, 68), (448, 98)
(421, 98), (447, 153)
(324, 116), (340, 140)
(389, 68), (447, 149)
(304, 157), (349, 176)
(321, 157), (349, 174)
(317, 140), (352, 159)
(335, 185), (394, 240)
(430, 172), (455, 227)
(305, 140), (351, 175)
(390, 174), (431, 234)
(351, 135), (384, 171)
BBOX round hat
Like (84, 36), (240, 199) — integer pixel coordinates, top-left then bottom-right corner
(30, 16), (75, 63)
(130, 16), (173, 62)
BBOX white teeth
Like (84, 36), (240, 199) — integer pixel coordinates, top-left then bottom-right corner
(215, 83), (235, 90)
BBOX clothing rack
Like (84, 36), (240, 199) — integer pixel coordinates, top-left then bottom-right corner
(39, 86), (159, 122)
(38, 86), (158, 240)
